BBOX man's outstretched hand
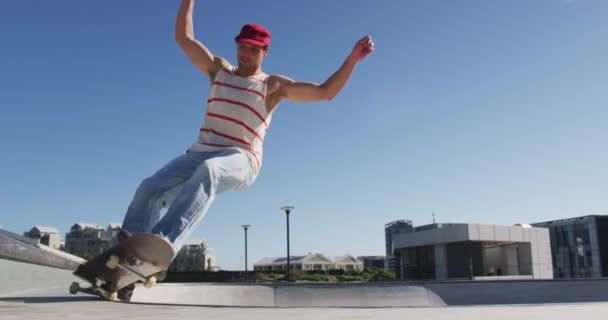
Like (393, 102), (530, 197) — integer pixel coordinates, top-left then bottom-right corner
(348, 35), (375, 63)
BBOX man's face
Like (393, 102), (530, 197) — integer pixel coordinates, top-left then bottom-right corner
(237, 42), (268, 67)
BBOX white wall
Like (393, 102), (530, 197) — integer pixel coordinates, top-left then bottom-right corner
(531, 228), (553, 279)
(393, 223), (553, 280)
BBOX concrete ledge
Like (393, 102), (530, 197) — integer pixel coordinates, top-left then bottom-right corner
(133, 279), (608, 307)
(132, 284), (276, 307)
(425, 279), (608, 305)
(275, 284), (446, 307)
(131, 283), (447, 307)
(0, 230), (84, 271)
(473, 275), (534, 281)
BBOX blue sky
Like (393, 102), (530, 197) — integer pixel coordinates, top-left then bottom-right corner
(1, 0), (606, 270)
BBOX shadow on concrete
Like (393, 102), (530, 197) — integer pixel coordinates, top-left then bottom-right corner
(424, 279), (608, 305)
(0, 296), (100, 304)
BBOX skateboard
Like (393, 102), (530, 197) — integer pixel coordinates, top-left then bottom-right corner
(69, 232), (175, 301)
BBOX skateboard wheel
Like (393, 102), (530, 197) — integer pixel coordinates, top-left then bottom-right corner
(106, 255), (120, 269)
(69, 282), (79, 294)
(108, 292), (119, 301)
(144, 276), (157, 288)
(94, 278), (105, 287)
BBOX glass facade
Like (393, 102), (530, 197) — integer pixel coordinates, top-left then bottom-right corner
(533, 215), (608, 278)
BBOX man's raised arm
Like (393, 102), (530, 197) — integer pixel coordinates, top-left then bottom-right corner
(175, 0), (220, 78)
(277, 36), (375, 103)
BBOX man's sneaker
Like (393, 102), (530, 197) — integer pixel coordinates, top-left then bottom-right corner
(117, 229), (132, 243)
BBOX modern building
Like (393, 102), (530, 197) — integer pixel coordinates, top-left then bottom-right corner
(385, 220), (414, 271)
(357, 256), (386, 269)
(254, 253), (363, 272)
(169, 240), (217, 272)
(391, 222), (553, 280)
(64, 223), (121, 259)
(532, 215), (608, 278)
(23, 226), (62, 250)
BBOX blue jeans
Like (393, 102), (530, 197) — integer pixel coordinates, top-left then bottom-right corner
(121, 149), (256, 253)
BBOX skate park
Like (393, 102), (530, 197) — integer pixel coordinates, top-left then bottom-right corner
(3, 1), (608, 319)
(3, 229), (608, 319)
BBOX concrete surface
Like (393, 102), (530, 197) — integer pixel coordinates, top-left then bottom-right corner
(1, 297), (608, 320)
(3, 248), (608, 319)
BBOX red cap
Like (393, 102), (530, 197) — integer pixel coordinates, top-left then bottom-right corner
(235, 24), (271, 48)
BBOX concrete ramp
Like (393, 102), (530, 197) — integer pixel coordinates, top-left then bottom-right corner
(131, 283), (446, 307)
(132, 284), (276, 307)
(275, 284), (446, 307)
(0, 259), (80, 297)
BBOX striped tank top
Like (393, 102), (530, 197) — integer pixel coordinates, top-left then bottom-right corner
(188, 68), (271, 174)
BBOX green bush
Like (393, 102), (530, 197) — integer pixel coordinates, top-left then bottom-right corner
(268, 272), (285, 280)
(301, 273), (330, 282)
(345, 269), (361, 276)
(337, 275), (365, 282)
(327, 269), (345, 275)
(362, 267), (396, 281)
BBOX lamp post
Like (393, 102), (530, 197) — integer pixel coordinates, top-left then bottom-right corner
(280, 206), (294, 281)
(241, 224), (251, 279)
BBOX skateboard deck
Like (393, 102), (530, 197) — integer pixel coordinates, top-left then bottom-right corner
(70, 232), (175, 301)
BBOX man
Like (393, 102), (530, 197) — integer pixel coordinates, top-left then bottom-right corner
(121, 0), (374, 255)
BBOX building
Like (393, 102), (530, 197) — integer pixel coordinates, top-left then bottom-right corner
(357, 256), (386, 269)
(532, 215), (608, 278)
(255, 254), (332, 272)
(23, 226), (62, 250)
(385, 220), (414, 271)
(391, 222), (553, 281)
(169, 240), (217, 272)
(254, 253), (363, 272)
(331, 255), (364, 271)
(64, 223), (121, 259)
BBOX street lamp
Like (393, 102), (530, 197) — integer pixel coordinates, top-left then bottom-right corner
(280, 206), (294, 281)
(241, 224), (251, 279)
